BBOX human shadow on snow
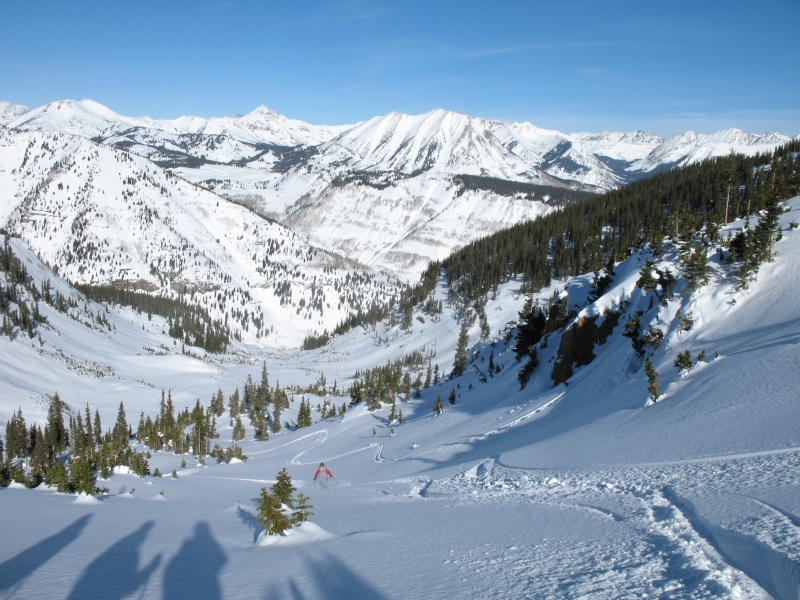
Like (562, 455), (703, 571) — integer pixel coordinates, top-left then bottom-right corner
(66, 520), (161, 600)
(0, 514), (92, 593)
(162, 521), (228, 600)
(261, 553), (386, 600)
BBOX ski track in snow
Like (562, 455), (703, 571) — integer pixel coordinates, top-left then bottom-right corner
(417, 449), (800, 599)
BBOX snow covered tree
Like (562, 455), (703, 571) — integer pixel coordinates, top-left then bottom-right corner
(257, 488), (291, 536)
(644, 357), (661, 401)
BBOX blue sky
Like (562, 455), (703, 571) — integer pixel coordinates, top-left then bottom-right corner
(2, 0), (798, 136)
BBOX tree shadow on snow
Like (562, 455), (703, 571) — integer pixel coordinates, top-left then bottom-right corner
(237, 505), (261, 543)
(262, 553), (386, 600)
(162, 521), (228, 600)
(66, 520), (161, 600)
(0, 514), (92, 593)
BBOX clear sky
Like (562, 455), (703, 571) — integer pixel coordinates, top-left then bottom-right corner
(2, 0), (798, 137)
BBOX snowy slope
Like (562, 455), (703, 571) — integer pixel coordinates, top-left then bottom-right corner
(1, 189), (798, 598)
(0, 128), (402, 348)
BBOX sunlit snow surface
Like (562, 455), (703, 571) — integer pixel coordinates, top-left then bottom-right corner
(1, 199), (799, 598)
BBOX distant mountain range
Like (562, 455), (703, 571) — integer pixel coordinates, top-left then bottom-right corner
(1, 98), (794, 284)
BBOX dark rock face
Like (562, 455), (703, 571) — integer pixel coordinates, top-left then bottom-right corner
(551, 312), (619, 386)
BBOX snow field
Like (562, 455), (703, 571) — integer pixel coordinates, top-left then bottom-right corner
(0, 199), (799, 598)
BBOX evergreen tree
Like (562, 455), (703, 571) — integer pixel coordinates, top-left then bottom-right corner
(644, 357), (661, 401)
(683, 244), (710, 293)
(448, 388), (456, 405)
(44, 394), (68, 460)
(451, 314), (471, 378)
(753, 157), (787, 264)
(5, 407), (28, 461)
(112, 402), (128, 449)
(228, 388), (240, 418)
(424, 363), (431, 388)
(517, 352), (539, 390)
(674, 350), (693, 374)
(93, 409), (102, 447)
(271, 468), (296, 508)
(514, 299), (547, 361)
(210, 389), (225, 417)
(432, 395), (444, 415)
(44, 461), (70, 493)
(256, 488), (292, 536)
(232, 416), (245, 441)
(70, 457), (96, 495)
(271, 399), (283, 434)
(292, 493), (313, 525)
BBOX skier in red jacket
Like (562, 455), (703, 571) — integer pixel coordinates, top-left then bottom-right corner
(314, 462), (335, 488)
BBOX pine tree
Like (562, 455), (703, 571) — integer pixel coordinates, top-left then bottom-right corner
(44, 461), (70, 493)
(256, 488), (291, 536)
(424, 363), (431, 388)
(514, 298), (547, 361)
(432, 395), (444, 415)
(44, 394), (68, 460)
(517, 352), (539, 390)
(452, 312), (471, 378)
(292, 493), (313, 525)
(753, 157), (786, 264)
(271, 468), (296, 508)
(448, 388), (456, 405)
(112, 401), (128, 449)
(70, 457), (96, 495)
(5, 407), (28, 461)
(644, 357), (661, 401)
(232, 416), (245, 441)
(488, 349), (495, 376)
(674, 350), (692, 374)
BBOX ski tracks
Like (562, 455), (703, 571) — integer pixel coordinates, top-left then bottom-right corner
(420, 449), (800, 598)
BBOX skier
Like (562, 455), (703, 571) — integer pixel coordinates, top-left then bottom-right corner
(313, 462), (335, 488)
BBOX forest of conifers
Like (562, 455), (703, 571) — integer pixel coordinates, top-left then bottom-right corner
(416, 140), (800, 303)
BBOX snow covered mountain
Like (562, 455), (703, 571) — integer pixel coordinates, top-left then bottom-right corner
(0, 127), (402, 348)
(0, 101), (30, 125)
(2, 99), (793, 281)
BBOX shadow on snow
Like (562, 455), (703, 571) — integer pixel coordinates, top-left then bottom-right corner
(0, 514), (92, 593)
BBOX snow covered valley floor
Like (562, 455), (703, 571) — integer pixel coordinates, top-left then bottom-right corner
(1, 199), (800, 599)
